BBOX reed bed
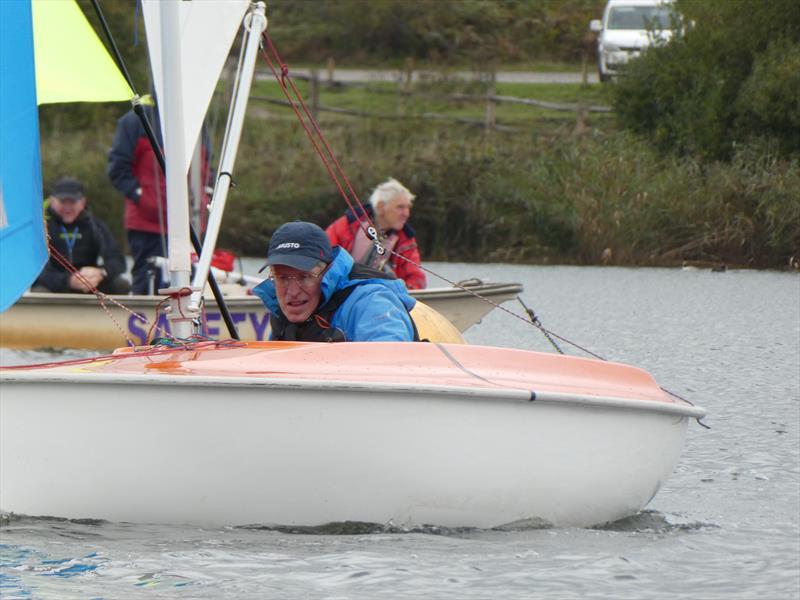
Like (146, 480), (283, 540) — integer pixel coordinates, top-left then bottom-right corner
(39, 98), (799, 270)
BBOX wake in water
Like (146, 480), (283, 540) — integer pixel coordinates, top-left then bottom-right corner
(3, 509), (714, 536)
(594, 509), (718, 533)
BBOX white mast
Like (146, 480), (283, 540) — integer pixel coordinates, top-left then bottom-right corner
(189, 138), (203, 233)
(189, 3), (267, 313)
(159, 0), (196, 338)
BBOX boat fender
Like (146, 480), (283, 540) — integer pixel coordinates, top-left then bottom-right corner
(529, 391), (537, 402)
(409, 301), (464, 344)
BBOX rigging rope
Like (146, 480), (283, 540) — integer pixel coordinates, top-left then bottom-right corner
(1, 338), (247, 371)
(258, 34), (569, 342)
(260, 35), (377, 241)
(46, 243), (178, 347)
(198, 29), (707, 427)
(258, 44), (604, 353)
(258, 32), (526, 327)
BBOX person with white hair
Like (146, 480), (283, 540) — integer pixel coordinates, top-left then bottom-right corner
(325, 178), (426, 289)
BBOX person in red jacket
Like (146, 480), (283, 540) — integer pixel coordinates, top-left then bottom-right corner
(325, 178), (427, 290)
(107, 99), (210, 294)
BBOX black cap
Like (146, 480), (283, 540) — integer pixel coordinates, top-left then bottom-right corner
(51, 177), (85, 201)
(258, 221), (333, 273)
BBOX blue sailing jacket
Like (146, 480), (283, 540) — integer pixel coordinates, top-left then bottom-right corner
(253, 247), (417, 342)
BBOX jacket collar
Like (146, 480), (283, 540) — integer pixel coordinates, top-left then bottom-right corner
(253, 246), (355, 315)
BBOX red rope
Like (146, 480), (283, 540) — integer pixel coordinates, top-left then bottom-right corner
(260, 35), (377, 240)
(1, 339), (246, 371)
(46, 243), (175, 346)
(259, 34), (529, 319)
(145, 286), (193, 345)
(258, 36), (453, 283)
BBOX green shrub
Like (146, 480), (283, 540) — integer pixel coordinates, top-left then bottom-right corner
(613, 0), (800, 161)
(736, 38), (800, 156)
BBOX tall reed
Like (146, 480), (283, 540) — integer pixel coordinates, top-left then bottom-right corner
(40, 112), (799, 269)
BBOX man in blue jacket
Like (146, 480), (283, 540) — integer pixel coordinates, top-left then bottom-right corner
(252, 221), (417, 342)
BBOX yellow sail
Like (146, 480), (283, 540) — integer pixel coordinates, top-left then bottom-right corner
(32, 0), (132, 104)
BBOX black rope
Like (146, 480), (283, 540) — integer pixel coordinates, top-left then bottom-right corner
(517, 296), (564, 354)
(89, 0), (239, 341)
(514, 296), (708, 428)
(89, 0), (136, 88)
(661, 387), (711, 429)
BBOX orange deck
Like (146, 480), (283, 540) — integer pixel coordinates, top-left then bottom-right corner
(13, 341), (679, 404)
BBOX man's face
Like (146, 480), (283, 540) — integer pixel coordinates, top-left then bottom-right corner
(50, 196), (86, 225)
(272, 264), (326, 323)
(376, 195), (412, 231)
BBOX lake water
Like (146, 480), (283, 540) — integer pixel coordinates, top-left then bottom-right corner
(1, 263), (798, 599)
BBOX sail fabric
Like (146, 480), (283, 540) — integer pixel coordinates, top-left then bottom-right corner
(32, 0), (132, 104)
(142, 0), (250, 176)
(0, 0), (47, 312)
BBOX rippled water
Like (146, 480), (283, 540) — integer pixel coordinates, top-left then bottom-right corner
(1, 264), (798, 599)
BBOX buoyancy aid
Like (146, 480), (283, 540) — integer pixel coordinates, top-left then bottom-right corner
(270, 263), (420, 342)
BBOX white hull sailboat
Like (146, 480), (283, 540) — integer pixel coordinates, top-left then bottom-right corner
(0, 1), (705, 529)
(1, 341), (704, 528)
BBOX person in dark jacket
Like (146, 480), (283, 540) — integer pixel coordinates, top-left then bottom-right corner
(253, 221), (417, 342)
(325, 178), (427, 290)
(33, 177), (130, 295)
(107, 99), (211, 294)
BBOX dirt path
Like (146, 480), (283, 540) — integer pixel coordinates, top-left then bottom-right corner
(257, 68), (598, 85)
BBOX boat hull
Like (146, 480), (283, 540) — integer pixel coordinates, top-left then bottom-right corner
(0, 342), (702, 528)
(0, 282), (523, 349)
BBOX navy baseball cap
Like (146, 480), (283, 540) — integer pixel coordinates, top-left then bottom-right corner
(258, 221), (333, 273)
(51, 177), (85, 201)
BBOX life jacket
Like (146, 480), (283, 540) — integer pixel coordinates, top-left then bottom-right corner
(270, 263), (420, 342)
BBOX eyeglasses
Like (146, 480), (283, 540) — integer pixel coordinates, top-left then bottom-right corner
(269, 271), (324, 289)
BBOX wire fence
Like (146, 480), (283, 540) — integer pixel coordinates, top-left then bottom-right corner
(250, 63), (612, 133)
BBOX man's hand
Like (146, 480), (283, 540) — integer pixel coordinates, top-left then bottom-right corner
(68, 267), (106, 292)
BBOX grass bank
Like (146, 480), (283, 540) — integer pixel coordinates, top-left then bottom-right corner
(39, 82), (799, 270)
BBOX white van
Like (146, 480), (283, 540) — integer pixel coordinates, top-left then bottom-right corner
(590, 0), (674, 82)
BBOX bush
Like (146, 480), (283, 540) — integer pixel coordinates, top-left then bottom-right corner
(612, 0), (800, 161)
(736, 38), (800, 156)
(40, 107), (799, 269)
(269, 0), (605, 65)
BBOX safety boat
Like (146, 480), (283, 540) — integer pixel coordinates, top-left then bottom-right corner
(0, 0), (705, 529)
(0, 278), (524, 350)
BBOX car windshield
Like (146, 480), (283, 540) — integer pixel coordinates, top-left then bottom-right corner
(607, 5), (672, 30)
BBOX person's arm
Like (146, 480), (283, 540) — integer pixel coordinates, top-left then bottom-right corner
(34, 260), (70, 293)
(394, 239), (426, 290)
(107, 113), (142, 202)
(325, 215), (347, 247)
(337, 285), (415, 342)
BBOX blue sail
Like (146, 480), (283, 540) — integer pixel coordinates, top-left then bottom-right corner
(0, 0), (47, 312)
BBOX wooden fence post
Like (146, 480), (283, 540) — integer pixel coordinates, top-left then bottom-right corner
(574, 101), (588, 138)
(310, 68), (319, 121)
(582, 33), (595, 87)
(485, 67), (496, 132)
(403, 57), (414, 94)
(581, 50), (589, 87)
(326, 56), (335, 84)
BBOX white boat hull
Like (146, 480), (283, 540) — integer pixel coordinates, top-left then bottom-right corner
(0, 282), (522, 349)
(0, 342), (701, 528)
